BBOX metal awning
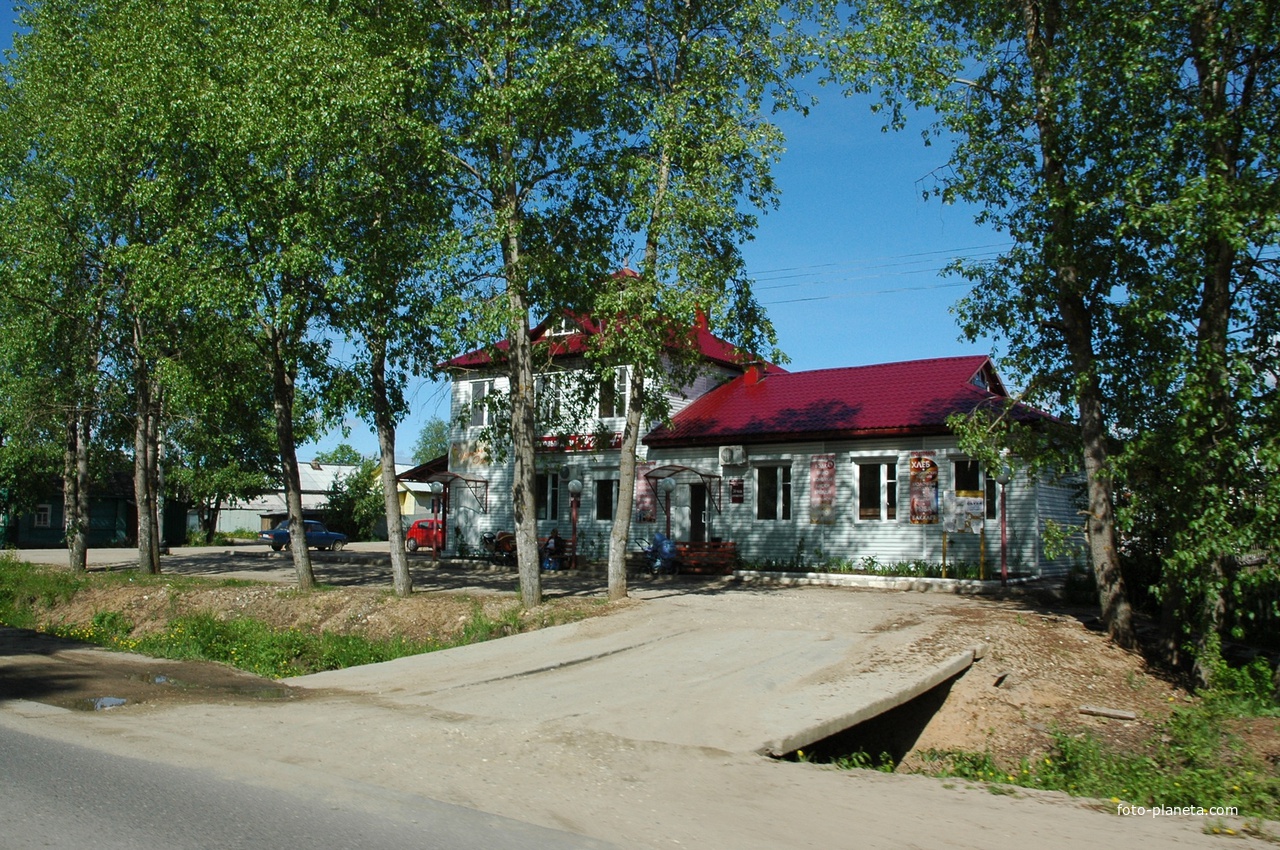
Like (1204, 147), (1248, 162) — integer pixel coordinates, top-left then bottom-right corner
(643, 464), (723, 513)
(398, 470), (490, 514)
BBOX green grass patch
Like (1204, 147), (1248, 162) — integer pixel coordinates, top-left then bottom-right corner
(912, 700), (1280, 820)
(740, 554), (991, 580)
(2, 554), (600, 679)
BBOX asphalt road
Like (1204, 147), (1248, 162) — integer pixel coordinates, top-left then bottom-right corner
(0, 723), (616, 850)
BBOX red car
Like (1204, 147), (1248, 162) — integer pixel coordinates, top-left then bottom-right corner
(404, 519), (445, 552)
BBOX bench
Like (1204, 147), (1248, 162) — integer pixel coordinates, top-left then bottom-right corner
(675, 540), (737, 575)
(538, 536), (577, 571)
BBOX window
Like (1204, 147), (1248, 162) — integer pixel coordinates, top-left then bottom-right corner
(469, 380), (494, 427)
(954, 460), (998, 519)
(756, 466), (792, 520)
(595, 479), (618, 521)
(534, 374), (563, 425)
(858, 463), (897, 520)
(536, 473), (560, 521)
(953, 460), (981, 493)
(34, 504), (51, 528)
(598, 367), (628, 419)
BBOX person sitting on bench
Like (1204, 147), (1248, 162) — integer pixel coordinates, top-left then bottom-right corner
(541, 528), (564, 571)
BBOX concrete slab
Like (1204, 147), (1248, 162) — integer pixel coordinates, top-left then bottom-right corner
(291, 586), (983, 756)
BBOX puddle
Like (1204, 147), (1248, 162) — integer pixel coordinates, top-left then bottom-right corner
(122, 670), (294, 700)
(80, 697), (128, 711)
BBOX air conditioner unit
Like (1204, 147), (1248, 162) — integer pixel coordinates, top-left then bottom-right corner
(719, 445), (747, 465)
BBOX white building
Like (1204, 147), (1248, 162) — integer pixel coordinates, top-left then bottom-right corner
(407, 314), (1083, 576)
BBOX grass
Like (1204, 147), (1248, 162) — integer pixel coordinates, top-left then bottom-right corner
(911, 695), (1280, 821)
(740, 554), (992, 581)
(0, 552), (594, 678)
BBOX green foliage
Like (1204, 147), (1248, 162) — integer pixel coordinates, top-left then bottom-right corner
(313, 444), (368, 466)
(323, 459), (383, 541)
(1206, 659), (1280, 717)
(917, 702), (1280, 819)
(840, 0), (1280, 662)
(124, 613), (436, 678)
(0, 553), (91, 628)
(831, 751), (896, 772)
(411, 419), (451, 465)
(740, 554), (986, 580)
(2, 559), (605, 677)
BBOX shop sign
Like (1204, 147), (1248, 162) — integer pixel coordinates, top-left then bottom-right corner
(909, 451), (939, 524)
(809, 454), (837, 524)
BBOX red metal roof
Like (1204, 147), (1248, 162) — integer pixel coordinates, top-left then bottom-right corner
(444, 294), (766, 372)
(644, 355), (1047, 446)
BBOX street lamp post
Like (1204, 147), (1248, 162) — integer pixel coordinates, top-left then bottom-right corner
(995, 465), (1012, 587)
(429, 481), (444, 561)
(568, 479), (582, 570)
(659, 477), (676, 538)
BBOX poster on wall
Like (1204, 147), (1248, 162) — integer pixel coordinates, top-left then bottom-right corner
(809, 454), (837, 524)
(909, 451), (939, 524)
(942, 491), (985, 533)
(634, 462), (657, 522)
(729, 478), (745, 504)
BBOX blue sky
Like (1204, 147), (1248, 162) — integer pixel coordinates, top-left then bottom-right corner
(2, 13), (1003, 464)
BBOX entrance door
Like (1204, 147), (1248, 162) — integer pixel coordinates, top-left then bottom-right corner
(689, 484), (707, 543)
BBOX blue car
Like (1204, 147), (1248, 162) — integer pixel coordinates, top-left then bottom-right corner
(259, 520), (348, 552)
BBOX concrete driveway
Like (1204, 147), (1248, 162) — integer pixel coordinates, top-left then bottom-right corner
(17, 542), (982, 755)
(292, 582), (982, 756)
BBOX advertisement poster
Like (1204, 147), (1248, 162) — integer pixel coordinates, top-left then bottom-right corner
(809, 454), (837, 524)
(909, 451), (939, 524)
(942, 491), (985, 533)
(729, 478), (745, 504)
(634, 462), (656, 522)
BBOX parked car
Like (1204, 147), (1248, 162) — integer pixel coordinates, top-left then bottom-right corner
(259, 520), (348, 552)
(404, 518), (445, 552)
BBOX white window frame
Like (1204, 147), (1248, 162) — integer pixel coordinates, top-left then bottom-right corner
(594, 479), (619, 522)
(536, 472), (560, 521)
(756, 465), (792, 521)
(857, 460), (897, 521)
(34, 504), (52, 528)
(598, 367), (628, 419)
(469, 379), (495, 428)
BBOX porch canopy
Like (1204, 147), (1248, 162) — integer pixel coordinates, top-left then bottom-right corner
(397, 461), (490, 514)
(643, 464), (723, 514)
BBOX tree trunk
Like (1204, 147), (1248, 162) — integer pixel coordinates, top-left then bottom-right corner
(63, 409), (89, 572)
(508, 288), (541, 608)
(268, 326), (314, 590)
(371, 337), (412, 597)
(1187, 2), (1240, 688)
(1022, 0), (1135, 648)
(606, 367), (647, 600)
(133, 337), (162, 575)
(203, 494), (222, 544)
(502, 199), (541, 608)
(604, 142), (673, 600)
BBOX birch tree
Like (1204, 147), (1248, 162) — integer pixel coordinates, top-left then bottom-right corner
(434, 0), (626, 607)
(585, 0), (798, 600)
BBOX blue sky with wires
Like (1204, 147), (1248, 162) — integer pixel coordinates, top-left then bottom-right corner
(1, 13), (1007, 462)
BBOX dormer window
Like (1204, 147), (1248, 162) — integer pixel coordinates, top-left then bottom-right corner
(546, 316), (575, 336)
